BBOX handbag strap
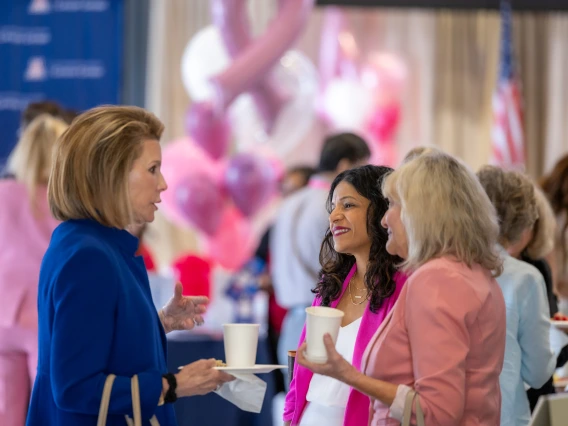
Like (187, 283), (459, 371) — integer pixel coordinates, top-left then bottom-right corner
(402, 389), (425, 426)
(97, 374), (117, 426)
(131, 375), (142, 426)
(98, 373), (160, 426)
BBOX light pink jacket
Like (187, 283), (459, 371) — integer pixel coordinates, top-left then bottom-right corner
(362, 257), (506, 426)
(0, 181), (58, 355)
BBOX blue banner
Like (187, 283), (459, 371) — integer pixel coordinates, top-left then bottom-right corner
(0, 0), (123, 165)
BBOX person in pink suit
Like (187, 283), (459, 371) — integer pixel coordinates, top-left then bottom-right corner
(296, 150), (506, 425)
(0, 114), (67, 426)
(284, 165), (407, 426)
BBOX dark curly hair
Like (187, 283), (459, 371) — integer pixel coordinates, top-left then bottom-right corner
(313, 165), (400, 313)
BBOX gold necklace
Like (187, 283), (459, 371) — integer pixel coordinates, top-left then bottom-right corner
(348, 276), (369, 305)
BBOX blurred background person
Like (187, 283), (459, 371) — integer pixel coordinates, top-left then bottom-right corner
(1, 101), (77, 181)
(477, 165), (555, 426)
(541, 155), (568, 310)
(20, 101), (70, 131)
(270, 133), (370, 371)
(0, 114), (68, 426)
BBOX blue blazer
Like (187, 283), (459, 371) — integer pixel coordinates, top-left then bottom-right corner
(26, 219), (177, 425)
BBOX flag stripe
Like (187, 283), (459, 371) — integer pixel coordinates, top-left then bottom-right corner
(490, 1), (525, 170)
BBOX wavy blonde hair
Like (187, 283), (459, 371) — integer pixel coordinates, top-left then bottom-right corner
(477, 165), (538, 246)
(7, 114), (68, 208)
(382, 150), (502, 275)
(48, 105), (164, 229)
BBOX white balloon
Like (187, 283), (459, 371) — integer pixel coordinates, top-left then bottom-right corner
(230, 50), (318, 159)
(180, 26), (229, 102)
(181, 27), (318, 161)
(322, 78), (374, 130)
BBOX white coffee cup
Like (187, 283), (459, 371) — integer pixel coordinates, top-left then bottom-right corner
(223, 323), (259, 367)
(305, 306), (344, 363)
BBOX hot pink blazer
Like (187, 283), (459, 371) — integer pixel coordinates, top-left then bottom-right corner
(284, 264), (407, 426)
(0, 181), (58, 352)
(362, 257), (506, 425)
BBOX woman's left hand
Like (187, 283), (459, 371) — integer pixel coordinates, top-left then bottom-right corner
(159, 282), (209, 333)
(295, 333), (359, 384)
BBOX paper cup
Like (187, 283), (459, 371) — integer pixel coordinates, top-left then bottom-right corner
(223, 323), (259, 367)
(305, 306), (344, 363)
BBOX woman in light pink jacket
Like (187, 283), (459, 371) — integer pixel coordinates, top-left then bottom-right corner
(296, 150), (507, 425)
(0, 115), (66, 426)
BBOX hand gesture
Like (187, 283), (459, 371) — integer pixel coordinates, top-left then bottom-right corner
(160, 282), (209, 333)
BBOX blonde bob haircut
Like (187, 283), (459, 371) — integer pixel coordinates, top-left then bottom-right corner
(382, 150), (502, 275)
(7, 114), (68, 203)
(48, 105), (164, 229)
(477, 165), (538, 246)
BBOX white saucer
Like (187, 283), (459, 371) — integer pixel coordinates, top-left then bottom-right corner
(551, 320), (568, 330)
(178, 364), (287, 375)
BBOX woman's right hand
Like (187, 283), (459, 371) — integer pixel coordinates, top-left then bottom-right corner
(175, 358), (235, 397)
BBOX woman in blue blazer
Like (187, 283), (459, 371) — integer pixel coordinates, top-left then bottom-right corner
(26, 106), (233, 426)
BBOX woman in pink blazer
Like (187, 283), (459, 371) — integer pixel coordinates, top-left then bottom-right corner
(0, 115), (66, 426)
(296, 150), (506, 425)
(284, 165), (407, 426)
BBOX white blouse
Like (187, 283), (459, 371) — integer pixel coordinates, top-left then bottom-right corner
(299, 317), (362, 426)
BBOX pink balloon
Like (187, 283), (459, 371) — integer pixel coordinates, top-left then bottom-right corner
(211, 0), (286, 131)
(161, 138), (221, 227)
(176, 173), (227, 235)
(201, 207), (256, 271)
(185, 102), (231, 160)
(209, 0), (315, 112)
(251, 145), (286, 183)
(224, 153), (276, 217)
(366, 103), (401, 143)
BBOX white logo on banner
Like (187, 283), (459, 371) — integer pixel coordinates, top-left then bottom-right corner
(29, 0), (109, 14)
(50, 61), (105, 79)
(28, 0), (51, 14)
(23, 57), (105, 81)
(0, 92), (44, 111)
(0, 27), (51, 45)
(24, 57), (48, 82)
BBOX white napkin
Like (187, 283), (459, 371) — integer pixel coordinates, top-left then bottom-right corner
(214, 373), (267, 413)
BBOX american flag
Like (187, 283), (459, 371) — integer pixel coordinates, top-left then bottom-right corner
(490, 0), (525, 169)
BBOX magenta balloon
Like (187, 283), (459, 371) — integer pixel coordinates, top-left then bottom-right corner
(176, 174), (226, 235)
(185, 102), (231, 160)
(209, 0), (315, 112)
(161, 138), (216, 227)
(224, 154), (275, 217)
(211, 0), (287, 131)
